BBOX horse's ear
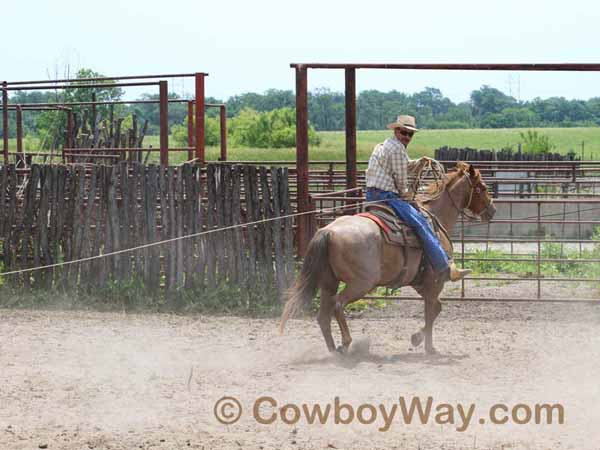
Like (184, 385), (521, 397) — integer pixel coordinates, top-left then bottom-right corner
(456, 161), (468, 172)
(468, 164), (477, 178)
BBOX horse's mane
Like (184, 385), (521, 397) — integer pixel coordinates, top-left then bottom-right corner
(417, 161), (473, 204)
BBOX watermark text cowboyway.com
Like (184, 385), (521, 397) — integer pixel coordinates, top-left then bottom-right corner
(214, 396), (564, 432)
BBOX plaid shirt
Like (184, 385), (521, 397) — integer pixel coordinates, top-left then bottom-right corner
(366, 136), (418, 199)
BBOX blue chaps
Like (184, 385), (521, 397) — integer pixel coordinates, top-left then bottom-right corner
(365, 188), (449, 273)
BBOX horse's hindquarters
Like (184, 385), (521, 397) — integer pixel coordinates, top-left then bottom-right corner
(324, 216), (420, 289)
(326, 216), (383, 286)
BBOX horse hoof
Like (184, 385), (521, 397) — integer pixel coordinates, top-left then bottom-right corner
(411, 332), (424, 347)
(425, 346), (438, 355)
(336, 345), (348, 354)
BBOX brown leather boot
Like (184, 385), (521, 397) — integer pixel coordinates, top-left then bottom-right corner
(448, 262), (471, 282)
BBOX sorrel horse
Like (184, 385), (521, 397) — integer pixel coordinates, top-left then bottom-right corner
(280, 162), (496, 354)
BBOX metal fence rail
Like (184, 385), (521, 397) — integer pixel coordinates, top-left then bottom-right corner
(2, 72), (210, 166)
(309, 192), (600, 303)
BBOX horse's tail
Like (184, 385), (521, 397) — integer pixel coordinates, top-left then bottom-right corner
(279, 228), (332, 334)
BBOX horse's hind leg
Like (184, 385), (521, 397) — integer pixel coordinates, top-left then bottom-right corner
(318, 277), (339, 353)
(334, 280), (373, 352)
(318, 290), (337, 352)
(334, 305), (352, 352)
(423, 296), (442, 354)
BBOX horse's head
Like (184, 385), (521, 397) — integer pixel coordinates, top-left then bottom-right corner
(454, 162), (496, 221)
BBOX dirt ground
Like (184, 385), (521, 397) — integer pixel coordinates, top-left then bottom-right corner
(1, 288), (599, 450)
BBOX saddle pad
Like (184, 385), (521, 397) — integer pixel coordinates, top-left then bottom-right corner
(358, 203), (451, 252)
(356, 212), (422, 248)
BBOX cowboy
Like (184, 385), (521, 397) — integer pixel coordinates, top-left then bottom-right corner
(365, 115), (470, 282)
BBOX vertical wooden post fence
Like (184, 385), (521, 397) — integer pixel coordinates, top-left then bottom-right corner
(0, 163), (294, 305)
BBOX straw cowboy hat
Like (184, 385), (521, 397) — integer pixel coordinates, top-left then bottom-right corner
(386, 115), (419, 131)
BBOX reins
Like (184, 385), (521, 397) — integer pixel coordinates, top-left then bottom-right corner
(445, 171), (481, 221)
(419, 165), (480, 220)
(447, 167), (498, 221)
(416, 163), (492, 221)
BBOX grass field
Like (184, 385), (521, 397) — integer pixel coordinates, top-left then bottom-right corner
(167, 127), (600, 164)
(6, 127), (600, 165)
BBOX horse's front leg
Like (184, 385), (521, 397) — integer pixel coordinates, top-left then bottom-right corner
(423, 296), (442, 354)
(410, 297), (442, 353)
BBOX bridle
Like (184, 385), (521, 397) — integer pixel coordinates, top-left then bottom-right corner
(445, 169), (493, 220)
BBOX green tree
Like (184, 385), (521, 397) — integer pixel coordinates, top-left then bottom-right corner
(413, 87), (453, 115)
(433, 102), (473, 128)
(2, 91), (56, 137)
(309, 88), (344, 131)
(358, 90), (412, 130)
(470, 85), (518, 118)
(172, 115), (220, 147)
(261, 89), (295, 111)
(529, 97), (572, 125)
(585, 97), (600, 124)
(35, 68), (124, 149)
(229, 107), (320, 148)
(128, 92), (191, 135)
(226, 90), (294, 117)
(480, 107), (539, 128)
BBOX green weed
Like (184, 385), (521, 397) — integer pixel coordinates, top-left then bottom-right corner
(0, 279), (282, 317)
(463, 236), (600, 279)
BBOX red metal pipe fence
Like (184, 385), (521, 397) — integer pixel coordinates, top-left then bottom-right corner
(1, 72), (211, 167)
(291, 62), (600, 256)
(308, 191), (600, 302)
(2, 81), (7, 165)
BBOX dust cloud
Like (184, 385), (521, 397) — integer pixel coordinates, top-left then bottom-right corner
(0, 296), (598, 449)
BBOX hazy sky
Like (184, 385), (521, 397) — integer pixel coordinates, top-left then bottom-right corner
(4, 0), (600, 102)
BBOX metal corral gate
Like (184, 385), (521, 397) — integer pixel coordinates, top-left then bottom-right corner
(308, 184), (600, 303)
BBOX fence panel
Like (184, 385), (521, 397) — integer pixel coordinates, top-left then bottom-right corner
(0, 163), (294, 304)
